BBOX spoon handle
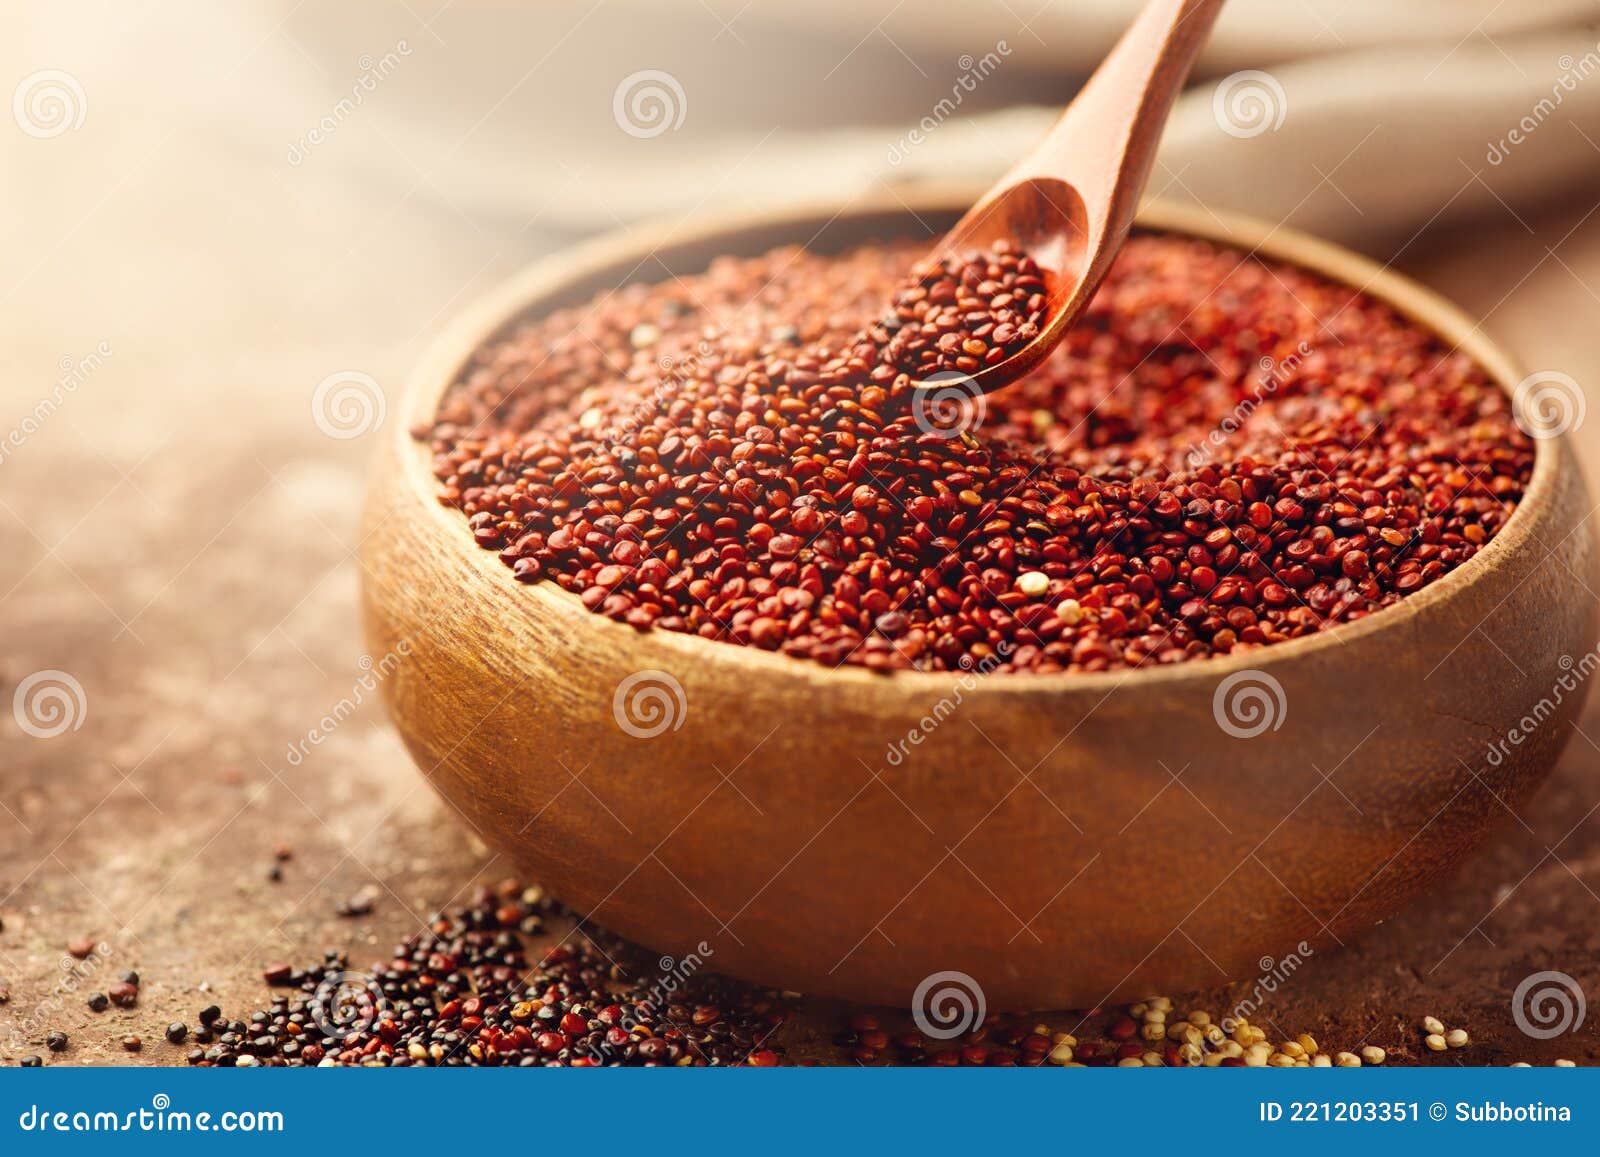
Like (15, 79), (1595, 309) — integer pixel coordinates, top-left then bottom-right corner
(967, 0), (1224, 255)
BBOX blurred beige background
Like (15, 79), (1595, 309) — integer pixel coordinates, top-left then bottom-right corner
(3, 0), (1600, 1063)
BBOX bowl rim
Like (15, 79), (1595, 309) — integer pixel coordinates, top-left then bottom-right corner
(388, 189), (1555, 695)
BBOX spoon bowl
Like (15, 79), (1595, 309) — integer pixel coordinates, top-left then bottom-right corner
(932, 177), (1092, 394)
(362, 191), (1594, 1009)
(917, 0), (1223, 398)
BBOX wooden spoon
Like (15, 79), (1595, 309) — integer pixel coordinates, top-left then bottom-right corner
(917, 0), (1224, 398)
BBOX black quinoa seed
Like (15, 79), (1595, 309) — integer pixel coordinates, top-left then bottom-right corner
(180, 879), (790, 1067)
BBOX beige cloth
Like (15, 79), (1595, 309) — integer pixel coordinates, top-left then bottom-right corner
(261, 1), (1600, 252)
(26, 1), (1593, 251)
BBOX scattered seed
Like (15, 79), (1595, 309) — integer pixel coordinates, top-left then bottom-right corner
(176, 879), (791, 1068)
(335, 885), (380, 918)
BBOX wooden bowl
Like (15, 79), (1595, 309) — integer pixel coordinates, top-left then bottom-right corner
(362, 192), (1594, 1009)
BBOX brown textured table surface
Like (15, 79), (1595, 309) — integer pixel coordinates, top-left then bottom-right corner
(3, 22), (1600, 1065)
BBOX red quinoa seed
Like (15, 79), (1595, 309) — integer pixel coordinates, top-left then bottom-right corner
(423, 234), (1530, 675)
